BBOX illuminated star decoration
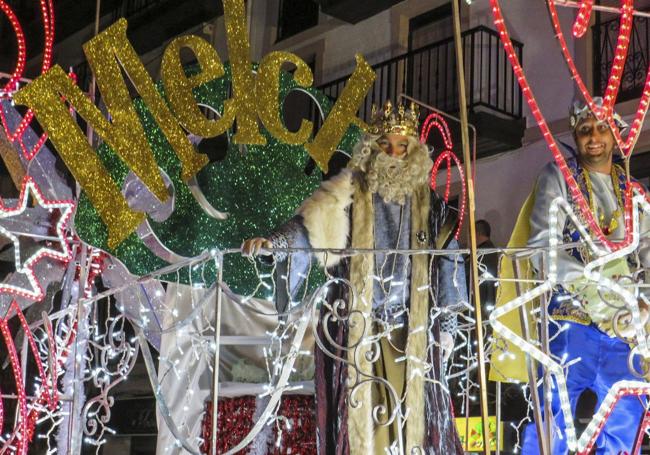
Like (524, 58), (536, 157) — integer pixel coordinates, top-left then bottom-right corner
(0, 176), (75, 301)
(580, 381), (650, 454)
(489, 187), (650, 453)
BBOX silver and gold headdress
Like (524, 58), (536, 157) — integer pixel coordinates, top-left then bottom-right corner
(569, 97), (628, 132)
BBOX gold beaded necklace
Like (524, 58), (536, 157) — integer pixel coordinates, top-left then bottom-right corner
(582, 163), (625, 236)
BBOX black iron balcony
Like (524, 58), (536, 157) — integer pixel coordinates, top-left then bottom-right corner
(593, 14), (650, 103)
(315, 25), (525, 157)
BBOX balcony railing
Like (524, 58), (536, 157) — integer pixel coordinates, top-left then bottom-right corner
(315, 25), (524, 126)
(593, 15), (650, 103)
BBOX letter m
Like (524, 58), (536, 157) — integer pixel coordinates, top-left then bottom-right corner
(14, 19), (207, 248)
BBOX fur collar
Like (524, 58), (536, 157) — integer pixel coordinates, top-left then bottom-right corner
(296, 169), (355, 268)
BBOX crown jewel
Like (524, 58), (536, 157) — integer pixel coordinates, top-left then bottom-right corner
(368, 100), (420, 137)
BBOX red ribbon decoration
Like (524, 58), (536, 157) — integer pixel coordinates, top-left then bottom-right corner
(0, 0), (56, 160)
(546, 0), (644, 156)
(490, 0), (650, 252)
(0, 301), (58, 454)
(421, 112), (467, 240)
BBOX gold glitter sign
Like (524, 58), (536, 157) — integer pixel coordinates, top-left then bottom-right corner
(13, 0), (375, 248)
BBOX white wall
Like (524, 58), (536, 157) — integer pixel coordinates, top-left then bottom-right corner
(472, 135), (572, 246)
(271, 0), (450, 83)
(321, 10), (396, 81)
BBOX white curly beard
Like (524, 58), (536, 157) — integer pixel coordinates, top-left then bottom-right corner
(350, 136), (433, 205)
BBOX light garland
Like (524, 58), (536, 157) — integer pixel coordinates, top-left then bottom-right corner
(576, 380), (650, 454)
(487, 5), (650, 445)
(581, 187), (650, 357)
(0, 104), (49, 160)
(5, 4), (648, 452)
(13, 301), (56, 411)
(0, 301), (59, 453)
(571, 0), (594, 38)
(0, 244), (473, 453)
(0, 1), (26, 95)
(75, 247), (108, 298)
(632, 406), (650, 453)
(420, 113), (467, 239)
(0, 176), (75, 301)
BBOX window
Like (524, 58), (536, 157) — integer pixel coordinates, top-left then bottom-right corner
(277, 0), (319, 42)
(408, 3), (453, 52)
(592, 1), (650, 101)
(406, 4), (455, 111)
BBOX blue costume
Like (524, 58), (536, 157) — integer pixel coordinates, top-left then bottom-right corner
(521, 158), (648, 454)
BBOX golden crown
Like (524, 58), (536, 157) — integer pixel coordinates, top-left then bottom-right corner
(368, 100), (420, 137)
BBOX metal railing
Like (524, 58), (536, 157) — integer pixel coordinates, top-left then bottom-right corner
(593, 15), (650, 103)
(315, 25), (524, 125)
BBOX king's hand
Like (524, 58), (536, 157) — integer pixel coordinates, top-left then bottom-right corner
(440, 331), (454, 362)
(241, 237), (273, 257)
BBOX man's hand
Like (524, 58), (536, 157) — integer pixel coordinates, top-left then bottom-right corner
(241, 237), (273, 257)
(440, 331), (454, 362)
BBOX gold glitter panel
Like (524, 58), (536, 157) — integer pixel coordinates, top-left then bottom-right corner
(305, 54), (375, 173)
(223, 0), (266, 145)
(0, 129), (25, 190)
(256, 51), (314, 145)
(161, 35), (235, 137)
(84, 19), (208, 183)
(14, 66), (145, 248)
(82, 19), (168, 202)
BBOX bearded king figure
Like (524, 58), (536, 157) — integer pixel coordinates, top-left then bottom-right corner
(243, 100), (467, 455)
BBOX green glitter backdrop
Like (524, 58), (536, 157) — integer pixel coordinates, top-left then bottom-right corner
(75, 65), (361, 295)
